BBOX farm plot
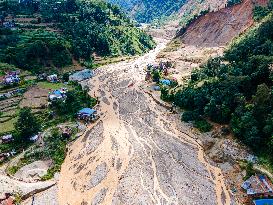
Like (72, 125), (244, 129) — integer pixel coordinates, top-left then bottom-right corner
(0, 95), (22, 134)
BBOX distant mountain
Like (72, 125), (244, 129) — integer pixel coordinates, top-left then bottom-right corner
(107, 0), (139, 11)
(107, 0), (240, 25)
(107, 0), (188, 23)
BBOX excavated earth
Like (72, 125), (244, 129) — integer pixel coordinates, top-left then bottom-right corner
(58, 39), (232, 205)
(180, 0), (268, 47)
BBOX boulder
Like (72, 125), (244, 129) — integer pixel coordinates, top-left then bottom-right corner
(201, 135), (216, 151)
(208, 149), (227, 163)
(14, 160), (52, 182)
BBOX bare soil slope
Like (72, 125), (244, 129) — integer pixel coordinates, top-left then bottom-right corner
(180, 0), (268, 47)
(177, 0), (228, 24)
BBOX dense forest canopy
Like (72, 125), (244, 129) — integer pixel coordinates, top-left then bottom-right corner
(0, 0), (155, 73)
(0, 29), (72, 71)
(171, 13), (273, 163)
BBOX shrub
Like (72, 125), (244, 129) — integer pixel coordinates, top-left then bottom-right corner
(253, 6), (270, 21)
(181, 111), (199, 122)
(7, 165), (20, 175)
(227, 0), (242, 7)
(194, 120), (213, 133)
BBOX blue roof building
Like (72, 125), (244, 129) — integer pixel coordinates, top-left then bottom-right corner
(77, 108), (98, 122)
(78, 108), (97, 116)
(253, 199), (273, 205)
(160, 79), (171, 86)
(48, 89), (67, 101)
(52, 90), (62, 96)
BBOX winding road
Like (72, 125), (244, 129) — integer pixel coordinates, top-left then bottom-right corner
(58, 38), (231, 205)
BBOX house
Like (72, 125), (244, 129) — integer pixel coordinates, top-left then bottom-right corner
(242, 175), (273, 198)
(48, 88), (67, 101)
(0, 193), (14, 205)
(29, 134), (40, 142)
(38, 73), (47, 80)
(61, 127), (72, 139)
(253, 199), (273, 205)
(1, 135), (14, 144)
(77, 108), (97, 122)
(145, 70), (152, 81)
(3, 74), (20, 85)
(7, 70), (20, 76)
(3, 21), (15, 29)
(0, 15), (4, 26)
(153, 85), (160, 91)
(69, 69), (93, 82)
(47, 74), (58, 83)
(0, 88), (24, 100)
(0, 150), (16, 162)
(0, 94), (5, 100)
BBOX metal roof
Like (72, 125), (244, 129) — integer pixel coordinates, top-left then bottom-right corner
(78, 108), (96, 116)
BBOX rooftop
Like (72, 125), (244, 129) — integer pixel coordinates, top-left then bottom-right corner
(253, 199), (273, 205)
(78, 108), (96, 116)
(69, 69), (93, 82)
(242, 175), (273, 196)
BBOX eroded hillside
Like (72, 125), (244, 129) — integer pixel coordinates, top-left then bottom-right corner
(180, 0), (268, 47)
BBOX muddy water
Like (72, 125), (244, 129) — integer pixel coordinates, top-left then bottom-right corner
(58, 39), (231, 205)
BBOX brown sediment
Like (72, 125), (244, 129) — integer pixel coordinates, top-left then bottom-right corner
(58, 38), (231, 205)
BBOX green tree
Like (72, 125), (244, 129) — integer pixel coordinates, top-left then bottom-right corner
(65, 0), (78, 13)
(152, 70), (161, 83)
(15, 107), (41, 141)
(231, 106), (260, 147)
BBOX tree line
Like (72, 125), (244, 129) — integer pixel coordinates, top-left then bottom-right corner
(0, 0), (155, 73)
(172, 13), (273, 163)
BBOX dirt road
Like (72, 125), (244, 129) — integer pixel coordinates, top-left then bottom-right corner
(58, 38), (231, 205)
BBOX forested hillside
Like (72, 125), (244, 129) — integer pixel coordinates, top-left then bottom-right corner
(171, 13), (273, 164)
(108, 0), (242, 23)
(108, 0), (187, 23)
(0, 0), (155, 73)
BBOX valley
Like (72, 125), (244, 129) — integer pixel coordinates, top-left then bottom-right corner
(58, 37), (232, 205)
(0, 0), (273, 204)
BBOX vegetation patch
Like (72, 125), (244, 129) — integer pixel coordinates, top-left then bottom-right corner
(0, 0), (155, 74)
(253, 6), (270, 21)
(37, 82), (70, 90)
(170, 13), (273, 164)
(193, 120), (213, 133)
(0, 117), (18, 135)
(40, 129), (67, 180)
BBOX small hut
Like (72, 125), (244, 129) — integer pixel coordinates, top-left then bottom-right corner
(48, 88), (67, 102)
(69, 69), (93, 82)
(1, 135), (14, 144)
(47, 74), (58, 83)
(77, 108), (97, 122)
(242, 175), (273, 198)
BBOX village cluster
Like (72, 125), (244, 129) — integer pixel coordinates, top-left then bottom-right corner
(1, 58), (273, 204)
(143, 61), (273, 205)
(145, 61), (178, 89)
(0, 68), (99, 163)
